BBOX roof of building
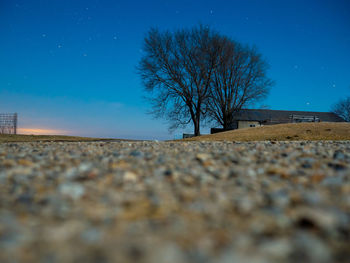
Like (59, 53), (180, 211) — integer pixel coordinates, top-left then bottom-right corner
(233, 109), (345, 123)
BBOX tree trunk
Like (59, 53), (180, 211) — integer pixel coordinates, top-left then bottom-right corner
(194, 120), (200, 136)
(222, 114), (229, 130)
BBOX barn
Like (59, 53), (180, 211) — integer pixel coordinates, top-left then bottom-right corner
(211, 109), (345, 134)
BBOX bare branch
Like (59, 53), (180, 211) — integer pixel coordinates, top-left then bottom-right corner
(206, 39), (273, 129)
(332, 97), (350, 122)
(138, 26), (220, 136)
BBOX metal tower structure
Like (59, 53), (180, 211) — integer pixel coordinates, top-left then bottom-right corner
(0, 113), (18, 134)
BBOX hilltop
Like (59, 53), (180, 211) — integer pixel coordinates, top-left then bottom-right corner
(184, 122), (350, 141)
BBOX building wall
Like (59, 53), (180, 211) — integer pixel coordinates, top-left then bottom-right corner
(238, 121), (261, 129)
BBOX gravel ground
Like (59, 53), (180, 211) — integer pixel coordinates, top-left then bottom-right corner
(0, 141), (349, 263)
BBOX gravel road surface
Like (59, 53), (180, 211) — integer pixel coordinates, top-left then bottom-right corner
(0, 141), (349, 263)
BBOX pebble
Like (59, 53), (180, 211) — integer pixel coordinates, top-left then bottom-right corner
(59, 183), (85, 200)
(123, 171), (138, 182)
(0, 140), (349, 263)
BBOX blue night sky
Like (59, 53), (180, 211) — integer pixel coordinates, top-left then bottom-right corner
(1, 0), (349, 140)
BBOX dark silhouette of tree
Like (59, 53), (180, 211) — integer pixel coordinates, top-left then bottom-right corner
(332, 96), (350, 122)
(138, 26), (221, 136)
(138, 25), (272, 135)
(206, 38), (273, 130)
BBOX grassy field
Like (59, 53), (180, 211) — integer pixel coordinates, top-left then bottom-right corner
(0, 134), (114, 143)
(184, 122), (350, 141)
(2, 122), (349, 143)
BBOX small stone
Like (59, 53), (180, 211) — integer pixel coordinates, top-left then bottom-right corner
(322, 175), (344, 186)
(163, 169), (172, 177)
(310, 173), (325, 183)
(130, 151), (143, 158)
(181, 175), (196, 186)
(2, 159), (16, 167)
(294, 208), (338, 230)
(328, 162), (347, 171)
(59, 183), (85, 200)
(291, 233), (331, 263)
(196, 153), (211, 163)
(16, 193), (33, 205)
(247, 169), (257, 178)
(80, 228), (101, 244)
(259, 238), (291, 260)
(300, 157), (315, 168)
(333, 151), (346, 160)
(17, 159), (34, 166)
(147, 243), (185, 263)
(78, 163), (92, 172)
(123, 171), (138, 182)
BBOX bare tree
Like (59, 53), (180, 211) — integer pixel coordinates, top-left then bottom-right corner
(332, 97), (350, 122)
(138, 26), (220, 136)
(206, 38), (273, 130)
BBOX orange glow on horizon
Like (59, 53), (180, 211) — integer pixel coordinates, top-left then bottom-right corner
(18, 128), (68, 135)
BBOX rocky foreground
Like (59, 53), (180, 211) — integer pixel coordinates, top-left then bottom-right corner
(0, 141), (349, 263)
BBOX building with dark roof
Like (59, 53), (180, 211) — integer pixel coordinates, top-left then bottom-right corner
(211, 109), (345, 134)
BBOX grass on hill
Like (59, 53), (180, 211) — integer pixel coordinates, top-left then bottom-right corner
(184, 122), (350, 142)
(0, 134), (113, 143)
